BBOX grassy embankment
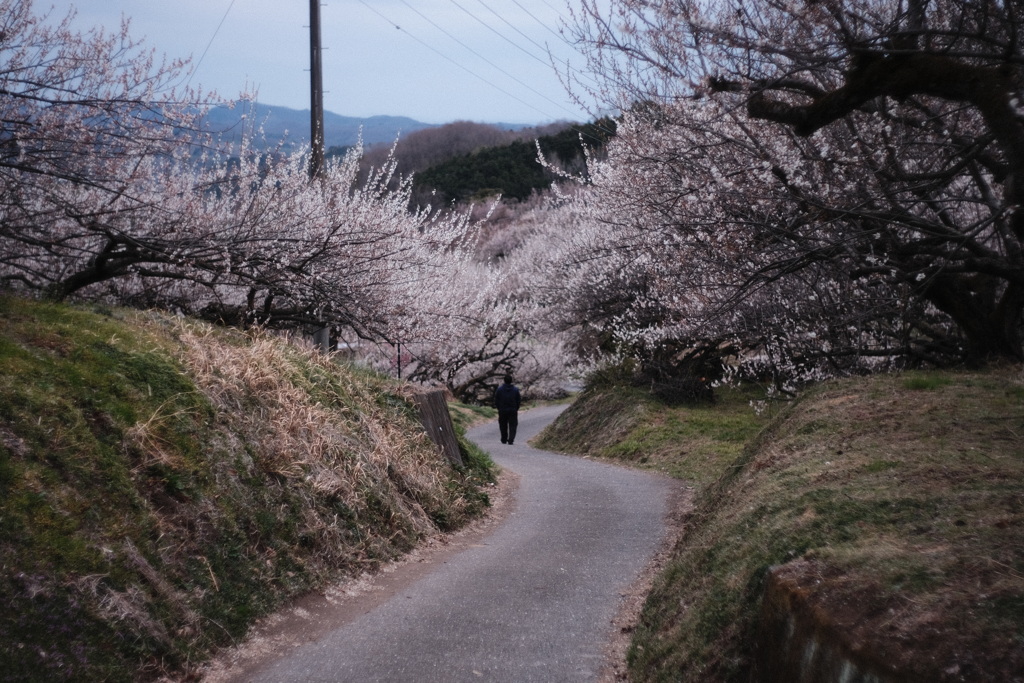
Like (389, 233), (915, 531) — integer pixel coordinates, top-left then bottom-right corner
(536, 370), (1024, 681)
(0, 295), (495, 681)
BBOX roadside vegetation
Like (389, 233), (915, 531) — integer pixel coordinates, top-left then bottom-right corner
(448, 402), (497, 431)
(0, 295), (494, 681)
(536, 375), (769, 485)
(537, 369), (1024, 681)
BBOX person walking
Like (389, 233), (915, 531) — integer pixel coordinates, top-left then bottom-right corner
(494, 374), (521, 445)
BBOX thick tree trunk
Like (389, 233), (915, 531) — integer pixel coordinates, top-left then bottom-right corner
(924, 275), (1024, 363)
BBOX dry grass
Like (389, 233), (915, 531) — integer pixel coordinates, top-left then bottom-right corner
(177, 325), (444, 537)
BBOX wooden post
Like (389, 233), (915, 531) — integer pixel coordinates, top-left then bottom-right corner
(410, 390), (464, 467)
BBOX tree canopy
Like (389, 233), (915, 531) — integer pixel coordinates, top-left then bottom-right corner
(532, 0), (1024, 389)
(4, 0), (1020, 401)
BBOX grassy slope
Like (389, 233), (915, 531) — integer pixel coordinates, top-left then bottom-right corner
(536, 371), (1024, 681)
(535, 383), (769, 485)
(0, 296), (494, 681)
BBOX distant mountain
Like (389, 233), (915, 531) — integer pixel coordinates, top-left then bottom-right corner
(201, 101), (439, 150)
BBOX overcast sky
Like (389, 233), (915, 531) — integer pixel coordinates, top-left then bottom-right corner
(63, 0), (602, 125)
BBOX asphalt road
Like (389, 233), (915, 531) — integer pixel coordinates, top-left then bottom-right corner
(229, 404), (674, 683)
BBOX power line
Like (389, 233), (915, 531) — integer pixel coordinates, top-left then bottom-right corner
(186, 0), (238, 88)
(354, 0), (558, 121)
(469, 0), (601, 90)
(450, 0), (550, 65)
(396, 0), (582, 119)
(509, 0), (578, 50)
(356, 0), (582, 122)
(447, 0), (609, 134)
(355, 0), (618, 141)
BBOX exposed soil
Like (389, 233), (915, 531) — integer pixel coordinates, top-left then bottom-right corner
(762, 558), (1024, 682)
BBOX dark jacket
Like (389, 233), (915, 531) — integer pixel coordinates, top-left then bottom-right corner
(494, 383), (521, 412)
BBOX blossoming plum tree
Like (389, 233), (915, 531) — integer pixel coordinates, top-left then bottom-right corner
(0, 1), (470, 342)
(364, 202), (571, 402)
(550, 0), (1023, 384)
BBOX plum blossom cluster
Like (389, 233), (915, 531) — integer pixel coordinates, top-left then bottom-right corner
(5, 0), (1022, 402)
(359, 196), (573, 402)
(528, 0), (1024, 388)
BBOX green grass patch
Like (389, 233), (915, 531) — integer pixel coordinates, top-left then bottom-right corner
(535, 383), (768, 484)
(901, 372), (956, 391)
(448, 401), (497, 431)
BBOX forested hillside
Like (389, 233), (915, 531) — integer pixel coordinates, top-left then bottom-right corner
(357, 120), (572, 179)
(202, 101), (438, 150)
(412, 118), (616, 204)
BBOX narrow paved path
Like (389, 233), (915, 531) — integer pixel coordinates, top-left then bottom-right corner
(226, 405), (673, 682)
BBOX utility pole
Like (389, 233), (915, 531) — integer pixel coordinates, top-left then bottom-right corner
(309, 0), (325, 181)
(309, 0), (330, 353)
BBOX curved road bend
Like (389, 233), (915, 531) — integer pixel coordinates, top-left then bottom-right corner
(232, 404), (674, 683)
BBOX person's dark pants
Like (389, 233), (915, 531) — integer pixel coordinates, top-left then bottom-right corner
(498, 410), (518, 444)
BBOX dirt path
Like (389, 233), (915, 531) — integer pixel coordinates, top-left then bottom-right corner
(196, 405), (684, 683)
